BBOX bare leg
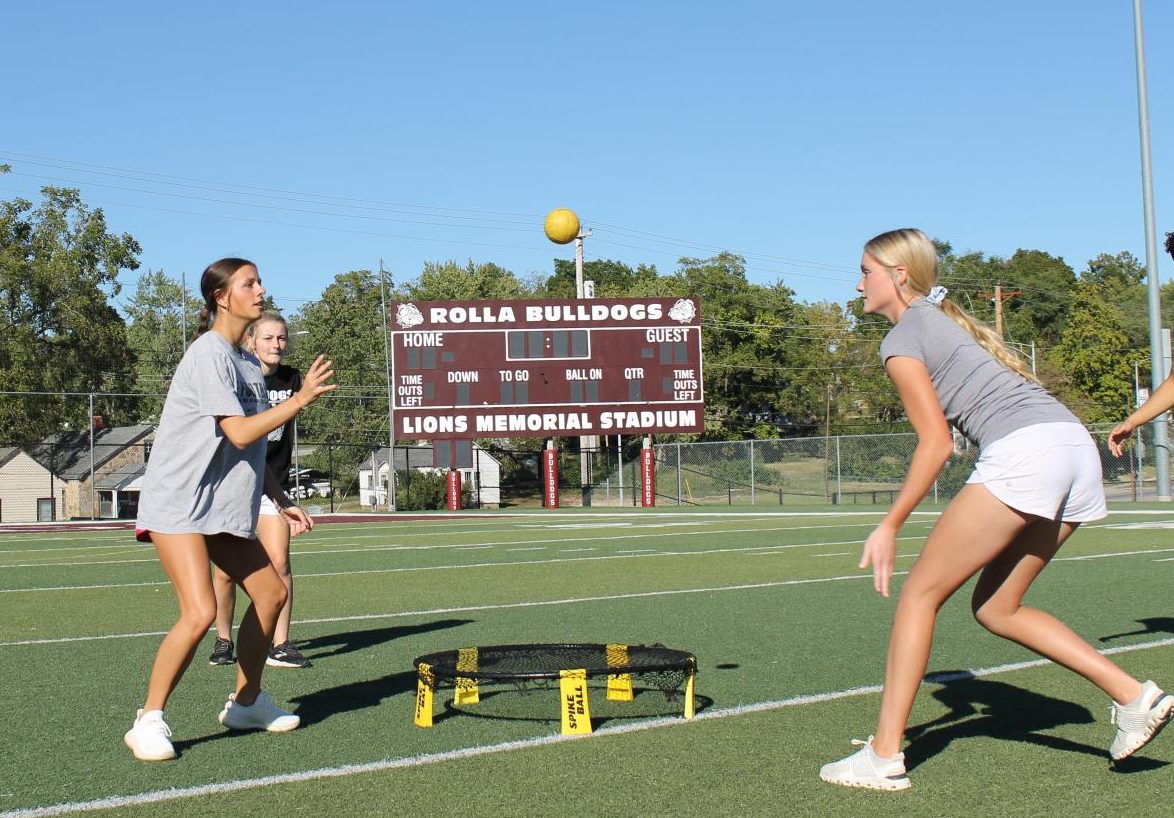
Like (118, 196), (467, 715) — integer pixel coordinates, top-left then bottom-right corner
(212, 567), (237, 641)
(255, 513), (293, 646)
(971, 518), (1141, 704)
(871, 485), (1035, 757)
(206, 535), (287, 705)
(142, 533), (218, 712)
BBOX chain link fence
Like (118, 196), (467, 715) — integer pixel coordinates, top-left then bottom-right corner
(0, 391), (1164, 520)
(618, 423), (1153, 507)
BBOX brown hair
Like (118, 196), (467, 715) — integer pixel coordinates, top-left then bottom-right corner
(864, 229), (1037, 382)
(195, 257), (255, 336)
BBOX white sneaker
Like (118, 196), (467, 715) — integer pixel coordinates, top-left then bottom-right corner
(218, 690), (300, 732)
(1109, 680), (1174, 761)
(124, 709), (176, 761)
(820, 737), (911, 791)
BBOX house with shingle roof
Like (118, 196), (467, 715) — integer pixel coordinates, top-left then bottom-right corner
(0, 423), (154, 522)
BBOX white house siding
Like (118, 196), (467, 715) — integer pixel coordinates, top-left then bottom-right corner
(358, 444), (502, 508)
(0, 452), (59, 523)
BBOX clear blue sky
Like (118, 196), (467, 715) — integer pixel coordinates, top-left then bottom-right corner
(3, 1), (1170, 315)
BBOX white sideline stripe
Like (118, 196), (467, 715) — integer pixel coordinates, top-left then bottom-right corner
(3, 536), (1171, 595)
(1055, 547), (1174, 561)
(0, 537), (909, 593)
(4, 637), (1172, 818)
(0, 573), (884, 647)
(0, 520), (939, 569)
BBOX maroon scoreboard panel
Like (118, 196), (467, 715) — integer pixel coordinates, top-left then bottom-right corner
(390, 297), (704, 439)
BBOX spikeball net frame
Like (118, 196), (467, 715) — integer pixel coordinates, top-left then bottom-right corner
(413, 643), (697, 734)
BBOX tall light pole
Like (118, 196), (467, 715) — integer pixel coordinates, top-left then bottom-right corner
(379, 259), (397, 511)
(1132, 0), (1169, 500)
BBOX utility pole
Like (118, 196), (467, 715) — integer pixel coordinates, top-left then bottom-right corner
(977, 284), (1023, 337)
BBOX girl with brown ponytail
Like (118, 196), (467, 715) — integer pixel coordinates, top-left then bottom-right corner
(820, 229), (1171, 791)
(126, 258), (335, 761)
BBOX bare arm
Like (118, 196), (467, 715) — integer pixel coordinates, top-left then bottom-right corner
(263, 464), (313, 536)
(218, 355), (335, 450)
(1109, 371), (1174, 457)
(860, 356), (954, 597)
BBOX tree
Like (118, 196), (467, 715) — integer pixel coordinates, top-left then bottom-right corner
(0, 178), (141, 441)
(401, 260), (534, 301)
(668, 253), (798, 439)
(1047, 281), (1137, 424)
(542, 258), (660, 298)
(999, 249), (1076, 347)
(1082, 252), (1147, 348)
(287, 269), (392, 480)
(124, 269), (199, 421)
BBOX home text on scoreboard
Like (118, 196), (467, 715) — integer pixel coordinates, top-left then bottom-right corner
(390, 297), (704, 439)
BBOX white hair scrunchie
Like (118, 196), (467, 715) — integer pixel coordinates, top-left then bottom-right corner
(924, 286), (948, 306)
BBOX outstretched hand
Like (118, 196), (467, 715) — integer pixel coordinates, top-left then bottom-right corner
(860, 524), (898, 598)
(295, 355), (337, 409)
(1107, 420), (1135, 459)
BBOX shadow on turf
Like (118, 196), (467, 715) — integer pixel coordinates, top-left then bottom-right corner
(286, 669), (422, 727)
(295, 618), (474, 661)
(902, 672), (1167, 772)
(1099, 617), (1174, 643)
(434, 687), (715, 729)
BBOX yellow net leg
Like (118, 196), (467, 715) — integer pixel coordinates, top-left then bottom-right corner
(455, 647), (480, 705)
(414, 663), (435, 728)
(683, 671), (696, 720)
(606, 643), (634, 701)
(559, 669), (592, 734)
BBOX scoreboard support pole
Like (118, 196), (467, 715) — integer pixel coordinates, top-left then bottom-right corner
(446, 468), (462, 511)
(640, 435), (655, 507)
(544, 438), (560, 509)
(575, 232), (594, 508)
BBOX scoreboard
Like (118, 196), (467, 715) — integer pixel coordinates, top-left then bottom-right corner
(390, 296), (704, 439)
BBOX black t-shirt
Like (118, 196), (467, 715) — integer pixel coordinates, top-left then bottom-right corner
(264, 364), (302, 486)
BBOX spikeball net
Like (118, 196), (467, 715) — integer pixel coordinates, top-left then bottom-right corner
(413, 643), (697, 734)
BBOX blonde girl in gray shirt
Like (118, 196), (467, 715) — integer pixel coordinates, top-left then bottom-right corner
(820, 229), (1172, 791)
(125, 258), (335, 761)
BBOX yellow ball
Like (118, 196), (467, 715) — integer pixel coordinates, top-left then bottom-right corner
(544, 208), (580, 244)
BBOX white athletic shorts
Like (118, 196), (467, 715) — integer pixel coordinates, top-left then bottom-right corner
(966, 422), (1107, 523)
(259, 494), (280, 517)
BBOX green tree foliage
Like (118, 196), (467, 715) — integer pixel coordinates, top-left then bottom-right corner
(1047, 281), (1137, 423)
(288, 269), (391, 478)
(1000, 249), (1076, 347)
(842, 298), (904, 429)
(401, 259), (535, 301)
(123, 269), (199, 421)
(667, 253), (798, 439)
(0, 181), (141, 441)
(543, 258), (660, 298)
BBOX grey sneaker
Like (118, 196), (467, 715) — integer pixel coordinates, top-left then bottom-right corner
(208, 637), (235, 666)
(124, 709), (176, 761)
(266, 641), (312, 668)
(1110, 680), (1174, 761)
(218, 691), (300, 732)
(820, 737), (911, 791)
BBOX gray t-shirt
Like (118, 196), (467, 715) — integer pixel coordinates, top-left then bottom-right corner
(879, 300), (1076, 449)
(137, 331), (269, 538)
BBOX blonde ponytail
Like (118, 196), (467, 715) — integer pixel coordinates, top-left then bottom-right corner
(865, 228), (1037, 383)
(938, 299), (1038, 383)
